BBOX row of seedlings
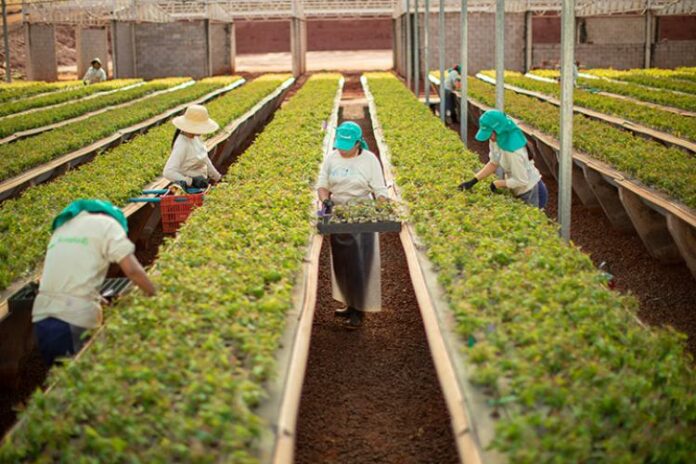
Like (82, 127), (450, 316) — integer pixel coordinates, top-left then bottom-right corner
(464, 77), (696, 210)
(0, 81), (81, 103)
(0, 74), (292, 294)
(365, 72), (695, 463)
(479, 70), (696, 143)
(0, 79), (184, 139)
(529, 70), (696, 113)
(586, 68), (696, 94)
(0, 79), (143, 118)
(0, 73), (342, 462)
(0, 77), (240, 183)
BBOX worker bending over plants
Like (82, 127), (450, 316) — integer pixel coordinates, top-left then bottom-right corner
(317, 121), (388, 329)
(163, 105), (222, 190)
(32, 200), (156, 366)
(82, 58), (107, 85)
(444, 64), (462, 123)
(459, 109), (548, 209)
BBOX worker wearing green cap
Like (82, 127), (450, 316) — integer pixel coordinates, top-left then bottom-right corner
(317, 121), (388, 328)
(32, 200), (156, 366)
(459, 110), (548, 209)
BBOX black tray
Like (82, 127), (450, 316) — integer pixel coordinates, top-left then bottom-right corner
(8, 278), (132, 312)
(317, 221), (402, 235)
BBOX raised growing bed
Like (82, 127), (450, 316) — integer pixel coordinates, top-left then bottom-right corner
(0, 74), (343, 462)
(0, 74), (294, 319)
(0, 79), (185, 141)
(586, 68), (696, 95)
(0, 81), (82, 103)
(476, 71), (696, 152)
(0, 79), (143, 118)
(0, 78), (243, 203)
(367, 72), (695, 463)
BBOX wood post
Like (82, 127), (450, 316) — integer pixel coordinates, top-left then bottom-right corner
(619, 187), (682, 263)
(666, 214), (696, 278)
(571, 162), (600, 209)
(582, 166), (635, 233)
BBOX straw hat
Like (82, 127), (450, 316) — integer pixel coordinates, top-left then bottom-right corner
(172, 105), (219, 135)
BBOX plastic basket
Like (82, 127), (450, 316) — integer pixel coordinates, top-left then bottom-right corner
(160, 193), (205, 233)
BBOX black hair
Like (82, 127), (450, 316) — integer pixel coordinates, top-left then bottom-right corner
(171, 128), (182, 148)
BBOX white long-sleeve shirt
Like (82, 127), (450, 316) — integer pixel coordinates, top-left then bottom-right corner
(83, 67), (106, 85)
(489, 141), (541, 196)
(317, 149), (388, 204)
(444, 69), (460, 91)
(163, 134), (222, 185)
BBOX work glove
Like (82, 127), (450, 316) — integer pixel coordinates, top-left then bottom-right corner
(191, 176), (209, 189)
(458, 178), (478, 191)
(490, 182), (500, 194)
(173, 180), (188, 191)
(322, 198), (334, 215)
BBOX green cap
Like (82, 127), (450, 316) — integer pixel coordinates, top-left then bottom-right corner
(475, 110), (528, 152)
(334, 121), (368, 151)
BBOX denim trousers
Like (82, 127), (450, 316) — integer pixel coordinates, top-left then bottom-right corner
(34, 317), (87, 366)
(518, 180), (548, 209)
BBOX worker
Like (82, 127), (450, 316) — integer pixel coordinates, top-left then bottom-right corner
(82, 58), (107, 85)
(32, 200), (156, 366)
(163, 104), (221, 190)
(459, 110), (548, 209)
(317, 121), (388, 329)
(444, 64), (462, 123)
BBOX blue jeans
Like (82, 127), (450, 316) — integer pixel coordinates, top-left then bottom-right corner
(34, 317), (87, 366)
(518, 180), (548, 209)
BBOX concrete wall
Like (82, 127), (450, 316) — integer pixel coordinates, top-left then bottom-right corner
(533, 43), (645, 69)
(76, 27), (109, 77)
(654, 41), (696, 68)
(134, 20), (209, 79)
(24, 23), (58, 81)
(209, 22), (233, 75)
(417, 12), (526, 75)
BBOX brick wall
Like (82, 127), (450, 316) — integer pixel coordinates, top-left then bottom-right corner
(581, 16), (645, 44)
(112, 22), (136, 78)
(24, 23), (58, 81)
(134, 21), (209, 79)
(417, 12), (526, 75)
(653, 41), (696, 68)
(532, 43), (645, 69)
(76, 27), (109, 78)
(209, 23), (232, 75)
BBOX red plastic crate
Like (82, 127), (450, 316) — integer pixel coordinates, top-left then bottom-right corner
(160, 193), (205, 233)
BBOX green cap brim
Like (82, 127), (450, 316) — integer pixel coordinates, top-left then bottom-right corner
(475, 127), (493, 142)
(335, 138), (357, 151)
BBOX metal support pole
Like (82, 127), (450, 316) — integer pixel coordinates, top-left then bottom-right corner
(644, 9), (653, 68)
(406, 0), (411, 90)
(460, 0), (468, 144)
(558, 0), (576, 241)
(439, 0), (445, 123)
(2, 0), (10, 82)
(525, 11), (533, 73)
(495, 0), (505, 110)
(424, 0), (430, 106)
(414, 0), (420, 98)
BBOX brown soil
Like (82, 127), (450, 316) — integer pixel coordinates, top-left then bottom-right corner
(295, 75), (459, 463)
(454, 117), (696, 359)
(295, 234), (460, 464)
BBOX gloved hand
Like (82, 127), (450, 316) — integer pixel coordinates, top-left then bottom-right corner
(458, 178), (478, 191)
(191, 176), (209, 189)
(490, 182), (500, 194)
(322, 198), (334, 215)
(173, 180), (188, 191)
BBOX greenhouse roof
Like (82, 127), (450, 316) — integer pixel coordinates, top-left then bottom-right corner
(22, 0), (696, 25)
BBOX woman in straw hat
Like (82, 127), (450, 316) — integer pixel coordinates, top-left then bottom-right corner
(163, 105), (222, 190)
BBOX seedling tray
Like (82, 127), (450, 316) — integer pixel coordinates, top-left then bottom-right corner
(317, 220), (402, 235)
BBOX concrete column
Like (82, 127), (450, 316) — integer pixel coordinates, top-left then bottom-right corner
(525, 11), (533, 72)
(230, 22), (237, 74)
(111, 21), (136, 78)
(208, 22), (235, 76)
(290, 17), (307, 77)
(24, 23), (57, 81)
(644, 10), (653, 68)
(77, 26), (109, 78)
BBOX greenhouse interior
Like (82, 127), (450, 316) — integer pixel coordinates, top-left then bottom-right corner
(0, 0), (695, 462)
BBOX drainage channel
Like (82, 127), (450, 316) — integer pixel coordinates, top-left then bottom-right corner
(0, 77), (302, 439)
(445, 116), (696, 359)
(294, 74), (460, 464)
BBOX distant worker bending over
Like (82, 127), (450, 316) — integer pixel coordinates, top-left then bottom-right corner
(459, 110), (548, 209)
(444, 64), (462, 123)
(83, 58), (107, 85)
(32, 200), (156, 366)
(163, 105), (222, 190)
